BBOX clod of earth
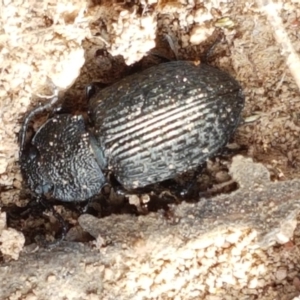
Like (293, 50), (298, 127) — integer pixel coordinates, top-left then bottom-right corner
(1, 155), (300, 299)
(79, 155), (300, 249)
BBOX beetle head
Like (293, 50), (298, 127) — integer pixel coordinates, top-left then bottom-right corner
(20, 114), (106, 202)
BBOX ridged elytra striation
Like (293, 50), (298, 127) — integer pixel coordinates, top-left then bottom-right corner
(88, 60), (244, 190)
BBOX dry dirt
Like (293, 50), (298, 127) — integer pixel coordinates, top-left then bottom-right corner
(1, 0), (300, 299)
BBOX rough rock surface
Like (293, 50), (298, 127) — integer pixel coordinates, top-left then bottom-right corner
(2, 0), (300, 299)
(1, 157), (300, 299)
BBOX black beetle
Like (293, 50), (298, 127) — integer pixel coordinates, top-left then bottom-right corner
(19, 60), (244, 202)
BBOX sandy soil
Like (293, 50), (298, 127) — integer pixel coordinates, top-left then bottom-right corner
(1, 0), (300, 299)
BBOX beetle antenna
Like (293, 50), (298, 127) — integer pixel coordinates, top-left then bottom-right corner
(19, 86), (59, 156)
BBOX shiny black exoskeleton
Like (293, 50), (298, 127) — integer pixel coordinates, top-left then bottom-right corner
(19, 60), (244, 202)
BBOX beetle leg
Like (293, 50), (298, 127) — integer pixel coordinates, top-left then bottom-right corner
(200, 30), (224, 63)
(4, 198), (41, 222)
(35, 197), (68, 248)
(85, 82), (110, 103)
(48, 105), (71, 118)
(163, 33), (179, 60)
(145, 34), (178, 63)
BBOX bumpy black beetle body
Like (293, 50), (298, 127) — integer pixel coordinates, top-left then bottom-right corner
(20, 60), (244, 202)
